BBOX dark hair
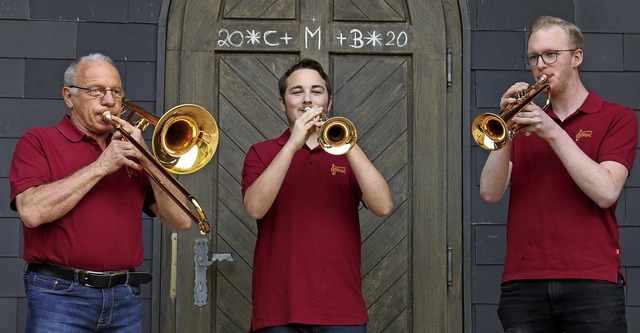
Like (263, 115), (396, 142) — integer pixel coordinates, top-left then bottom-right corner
(278, 58), (332, 99)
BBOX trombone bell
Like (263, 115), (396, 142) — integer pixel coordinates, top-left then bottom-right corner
(153, 104), (218, 174)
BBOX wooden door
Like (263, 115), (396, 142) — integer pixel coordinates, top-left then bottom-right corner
(160, 0), (463, 332)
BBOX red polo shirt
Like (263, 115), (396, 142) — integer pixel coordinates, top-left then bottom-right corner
(242, 129), (367, 331)
(9, 115), (154, 271)
(504, 91), (637, 284)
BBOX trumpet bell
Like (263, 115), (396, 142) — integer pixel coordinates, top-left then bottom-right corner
(318, 116), (357, 155)
(153, 104), (218, 174)
(471, 74), (551, 151)
(471, 112), (508, 151)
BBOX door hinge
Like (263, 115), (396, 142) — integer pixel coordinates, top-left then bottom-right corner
(447, 242), (453, 288)
(446, 47), (452, 88)
(170, 233), (178, 299)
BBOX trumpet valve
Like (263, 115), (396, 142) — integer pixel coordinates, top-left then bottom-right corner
(303, 106), (327, 122)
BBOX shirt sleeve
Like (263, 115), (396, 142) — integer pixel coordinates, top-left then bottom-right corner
(598, 103), (638, 173)
(241, 144), (267, 196)
(9, 130), (51, 211)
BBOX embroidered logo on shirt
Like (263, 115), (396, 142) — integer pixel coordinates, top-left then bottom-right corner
(575, 129), (593, 142)
(331, 164), (347, 175)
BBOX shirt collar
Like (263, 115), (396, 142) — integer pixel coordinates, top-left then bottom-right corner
(576, 91), (604, 114)
(547, 91), (603, 119)
(276, 129), (292, 146)
(275, 129), (318, 152)
(56, 115), (111, 144)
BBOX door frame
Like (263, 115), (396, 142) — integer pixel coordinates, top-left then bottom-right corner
(153, 0), (465, 331)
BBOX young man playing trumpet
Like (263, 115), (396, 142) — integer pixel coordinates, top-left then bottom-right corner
(480, 16), (637, 333)
(241, 58), (393, 332)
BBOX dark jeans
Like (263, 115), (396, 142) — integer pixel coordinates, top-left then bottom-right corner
(24, 271), (143, 333)
(256, 324), (367, 333)
(497, 276), (627, 333)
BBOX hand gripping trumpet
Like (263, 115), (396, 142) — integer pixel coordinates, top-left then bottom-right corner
(305, 107), (357, 155)
(471, 74), (551, 151)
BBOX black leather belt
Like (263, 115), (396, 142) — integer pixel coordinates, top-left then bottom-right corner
(27, 263), (152, 288)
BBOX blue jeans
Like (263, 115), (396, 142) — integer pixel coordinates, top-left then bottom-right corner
(24, 271), (143, 333)
(497, 276), (627, 333)
(256, 324), (367, 333)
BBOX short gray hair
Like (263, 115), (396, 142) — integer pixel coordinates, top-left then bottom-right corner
(63, 53), (115, 87)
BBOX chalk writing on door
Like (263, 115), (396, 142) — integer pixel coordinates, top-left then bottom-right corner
(216, 26), (410, 50)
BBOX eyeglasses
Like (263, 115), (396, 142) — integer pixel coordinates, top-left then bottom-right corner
(525, 49), (576, 68)
(69, 85), (125, 99)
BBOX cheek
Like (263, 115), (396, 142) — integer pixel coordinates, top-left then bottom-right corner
(284, 95), (301, 106)
(311, 96), (329, 107)
(286, 99), (300, 108)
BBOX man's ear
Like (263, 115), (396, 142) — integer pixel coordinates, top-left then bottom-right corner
(327, 96), (333, 113)
(572, 49), (584, 68)
(278, 96), (286, 113)
(62, 87), (74, 109)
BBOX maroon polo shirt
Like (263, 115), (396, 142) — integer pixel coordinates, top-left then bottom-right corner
(242, 129), (367, 331)
(9, 115), (154, 271)
(504, 91), (637, 284)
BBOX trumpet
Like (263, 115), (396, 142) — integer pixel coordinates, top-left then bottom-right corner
(471, 74), (551, 150)
(305, 107), (357, 155)
(102, 100), (218, 234)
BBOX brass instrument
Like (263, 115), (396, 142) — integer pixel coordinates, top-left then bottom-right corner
(102, 100), (218, 234)
(471, 74), (551, 150)
(307, 108), (357, 155)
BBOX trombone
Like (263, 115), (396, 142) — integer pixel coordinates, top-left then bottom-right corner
(102, 100), (218, 234)
(471, 74), (551, 151)
(307, 107), (357, 155)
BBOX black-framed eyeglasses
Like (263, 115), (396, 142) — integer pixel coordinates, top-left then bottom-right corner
(69, 85), (125, 99)
(524, 49), (577, 68)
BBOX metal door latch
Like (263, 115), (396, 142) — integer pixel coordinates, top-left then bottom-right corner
(193, 238), (233, 307)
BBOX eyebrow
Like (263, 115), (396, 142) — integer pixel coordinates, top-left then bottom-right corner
(289, 84), (326, 91)
(527, 49), (570, 55)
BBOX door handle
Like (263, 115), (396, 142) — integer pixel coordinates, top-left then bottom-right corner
(193, 238), (233, 307)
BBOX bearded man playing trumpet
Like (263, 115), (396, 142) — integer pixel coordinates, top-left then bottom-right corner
(479, 16), (637, 333)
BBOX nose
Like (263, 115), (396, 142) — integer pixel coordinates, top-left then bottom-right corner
(303, 91), (312, 103)
(102, 90), (116, 102)
(101, 91), (116, 106)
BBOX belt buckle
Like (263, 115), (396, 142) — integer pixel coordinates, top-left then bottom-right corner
(81, 270), (127, 288)
(79, 270), (101, 287)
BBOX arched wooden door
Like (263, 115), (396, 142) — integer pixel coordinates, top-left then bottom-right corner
(159, 1), (463, 332)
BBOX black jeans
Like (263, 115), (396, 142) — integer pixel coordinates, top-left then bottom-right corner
(497, 276), (627, 333)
